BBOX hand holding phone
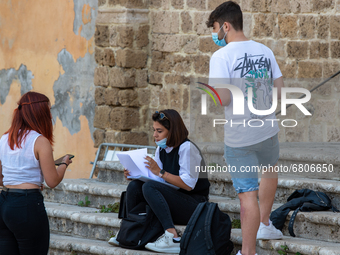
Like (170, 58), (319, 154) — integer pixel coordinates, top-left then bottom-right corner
(54, 154), (74, 166)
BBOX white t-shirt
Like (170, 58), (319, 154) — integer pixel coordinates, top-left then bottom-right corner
(209, 40), (282, 147)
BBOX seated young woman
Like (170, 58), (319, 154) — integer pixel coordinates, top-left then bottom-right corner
(109, 109), (210, 253)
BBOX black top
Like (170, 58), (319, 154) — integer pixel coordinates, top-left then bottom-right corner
(159, 139), (210, 197)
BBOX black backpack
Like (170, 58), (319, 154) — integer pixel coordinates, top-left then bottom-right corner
(180, 202), (234, 255)
(270, 189), (339, 237)
(116, 201), (164, 249)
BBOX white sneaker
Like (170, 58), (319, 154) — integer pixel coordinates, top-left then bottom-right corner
(145, 230), (180, 253)
(256, 220), (283, 240)
(108, 231), (119, 246)
(236, 251), (258, 255)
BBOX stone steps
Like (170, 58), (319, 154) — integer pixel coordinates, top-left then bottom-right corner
(45, 185), (340, 243)
(48, 230), (340, 255)
(48, 233), (175, 255)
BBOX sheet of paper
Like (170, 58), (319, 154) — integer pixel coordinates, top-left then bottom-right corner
(117, 148), (150, 177)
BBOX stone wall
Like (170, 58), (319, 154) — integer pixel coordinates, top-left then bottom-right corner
(94, 0), (340, 147)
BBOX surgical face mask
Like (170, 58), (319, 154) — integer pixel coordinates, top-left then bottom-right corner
(212, 25), (227, 47)
(155, 138), (167, 149)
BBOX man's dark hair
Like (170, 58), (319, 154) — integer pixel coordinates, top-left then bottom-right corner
(206, 1), (243, 31)
(152, 109), (189, 148)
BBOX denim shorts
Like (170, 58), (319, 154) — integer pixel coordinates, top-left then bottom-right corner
(224, 133), (280, 194)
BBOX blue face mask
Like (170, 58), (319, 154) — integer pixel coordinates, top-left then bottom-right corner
(155, 138), (167, 149)
(212, 25), (227, 47)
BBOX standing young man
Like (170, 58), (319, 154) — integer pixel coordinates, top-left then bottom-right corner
(207, 2), (284, 255)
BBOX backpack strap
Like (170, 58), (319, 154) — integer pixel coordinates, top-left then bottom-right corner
(204, 203), (216, 254)
(180, 202), (207, 251)
(288, 207), (300, 237)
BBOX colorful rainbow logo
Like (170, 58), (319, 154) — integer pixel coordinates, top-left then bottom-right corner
(196, 82), (223, 106)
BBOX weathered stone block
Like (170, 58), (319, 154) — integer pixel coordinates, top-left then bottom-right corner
(98, 0), (106, 6)
(94, 67), (109, 87)
(208, 0), (224, 9)
(285, 123), (307, 142)
(278, 15), (298, 38)
(150, 86), (161, 108)
(181, 12), (193, 33)
(171, 0), (184, 9)
(93, 129), (105, 148)
(287, 41), (308, 59)
(331, 42), (340, 58)
(277, 60), (297, 78)
(138, 88), (151, 105)
(252, 0), (270, 12)
(114, 131), (149, 145)
(135, 25), (149, 49)
(310, 42), (329, 59)
(94, 106), (112, 129)
(170, 88), (181, 110)
(117, 26), (134, 48)
(315, 99), (338, 123)
(104, 88), (120, 106)
(116, 49), (147, 68)
(149, 71), (163, 85)
(150, 0), (168, 8)
(308, 125), (324, 142)
(118, 90), (139, 106)
(150, 51), (164, 71)
(330, 15), (340, 39)
(95, 25), (110, 47)
(152, 34), (184, 52)
(164, 74), (190, 85)
(243, 13), (252, 38)
(110, 107), (139, 130)
(266, 39), (286, 58)
(95, 48), (115, 66)
(271, 0), (290, 13)
(327, 126), (340, 142)
(298, 61), (322, 78)
(164, 55), (192, 73)
(182, 35), (198, 54)
(317, 16), (329, 39)
(109, 26), (118, 47)
(108, 0), (148, 8)
(193, 12), (211, 35)
(187, 0), (206, 10)
(193, 55), (210, 75)
(241, 0), (253, 11)
(312, 0), (334, 11)
(95, 47), (104, 65)
(152, 11), (179, 34)
(182, 87), (189, 111)
(109, 67), (136, 88)
(253, 14), (275, 37)
(136, 70), (148, 88)
(95, 87), (105, 105)
(323, 61), (340, 78)
(159, 88), (169, 107)
(199, 36), (220, 53)
(299, 15), (316, 39)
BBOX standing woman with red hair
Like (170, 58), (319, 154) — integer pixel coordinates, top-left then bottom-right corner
(0, 92), (73, 255)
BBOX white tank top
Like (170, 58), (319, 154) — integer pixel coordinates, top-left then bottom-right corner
(0, 130), (43, 186)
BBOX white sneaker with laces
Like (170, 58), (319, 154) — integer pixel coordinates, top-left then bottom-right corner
(108, 231), (119, 246)
(145, 230), (180, 253)
(236, 251), (257, 255)
(256, 220), (283, 240)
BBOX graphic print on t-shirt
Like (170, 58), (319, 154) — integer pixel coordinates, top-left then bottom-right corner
(234, 53), (274, 119)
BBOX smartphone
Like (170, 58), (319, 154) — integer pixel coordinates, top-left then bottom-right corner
(54, 154), (74, 166)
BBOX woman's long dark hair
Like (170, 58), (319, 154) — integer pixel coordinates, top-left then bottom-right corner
(152, 109), (188, 148)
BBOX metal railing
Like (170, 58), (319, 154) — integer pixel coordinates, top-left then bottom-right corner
(89, 143), (156, 179)
(276, 70), (340, 116)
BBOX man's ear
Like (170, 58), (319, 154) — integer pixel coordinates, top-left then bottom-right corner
(223, 22), (230, 32)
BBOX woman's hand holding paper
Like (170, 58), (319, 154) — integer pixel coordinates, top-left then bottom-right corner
(144, 156), (161, 176)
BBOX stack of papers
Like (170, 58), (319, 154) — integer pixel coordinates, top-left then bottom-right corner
(117, 148), (179, 189)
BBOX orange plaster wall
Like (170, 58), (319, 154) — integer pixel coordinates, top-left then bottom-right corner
(0, 0), (97, 179)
